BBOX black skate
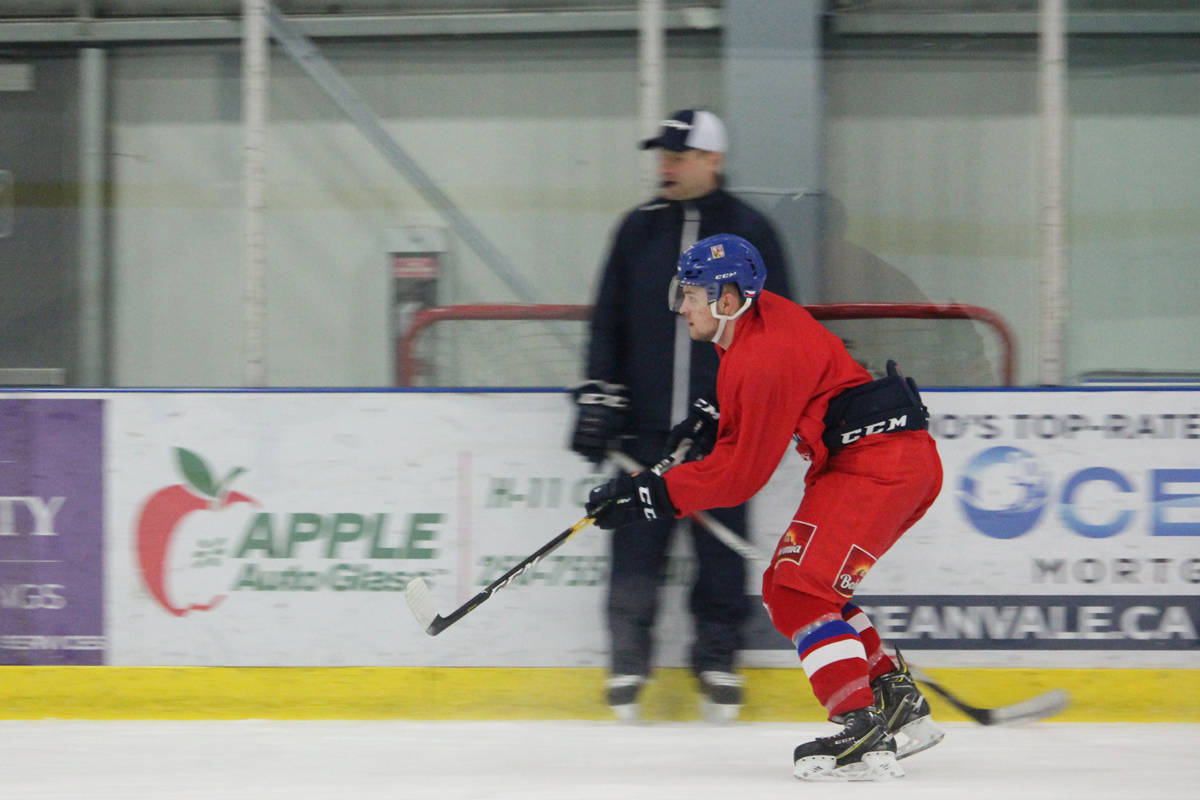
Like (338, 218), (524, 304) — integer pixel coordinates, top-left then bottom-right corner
(698, 670), (744, 724)
(792, 706), (904, 781)
(873, 652), (945, 759)
(605, 674), (645, 722)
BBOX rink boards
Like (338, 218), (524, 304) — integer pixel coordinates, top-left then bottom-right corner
(1, 389), (1197, 720)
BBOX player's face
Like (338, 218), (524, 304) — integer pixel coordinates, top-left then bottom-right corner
(678, 286), (719, 341)
(657, 149), (721, 201)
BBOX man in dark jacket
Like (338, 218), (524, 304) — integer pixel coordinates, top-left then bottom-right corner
(569, 109), (793, 721)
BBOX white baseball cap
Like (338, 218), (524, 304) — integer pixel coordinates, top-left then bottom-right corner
(639, 109), (728, 153)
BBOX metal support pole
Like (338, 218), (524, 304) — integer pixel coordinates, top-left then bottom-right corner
(78, 47), (106, 386)
(1038, 0), (1068, 385)
(638, 0), (664, 195)
(243, 0), (269, 386)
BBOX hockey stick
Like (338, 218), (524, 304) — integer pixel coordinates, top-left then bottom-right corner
(609, 450), (765, 563)
(404, 442), (693, 636)
(906, 664), (1070, 726)
(608, 450), (1072, 727)
(405, 509), (604, 635)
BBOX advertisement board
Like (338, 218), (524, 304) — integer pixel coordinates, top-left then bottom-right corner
(1, 388), (1189, 669)
(841, 390), (1200, 666)
(104, 392), (615, 666)
(0, 399), (105, 665)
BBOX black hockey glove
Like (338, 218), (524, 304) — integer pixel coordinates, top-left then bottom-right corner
(662, 394), (720, 463)
(569, 380), (630, 465)
(586, 471), (676, 530)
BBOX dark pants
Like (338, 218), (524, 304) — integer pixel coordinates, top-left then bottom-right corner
(606, 437), (750, 677)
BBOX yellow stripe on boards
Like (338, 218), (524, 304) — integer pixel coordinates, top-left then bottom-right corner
(0, 667), (1194, 722)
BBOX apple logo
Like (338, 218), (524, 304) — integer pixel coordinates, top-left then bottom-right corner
(134, 448), (256, 616)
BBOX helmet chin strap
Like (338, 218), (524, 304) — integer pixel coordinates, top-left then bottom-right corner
(711, 317), (728, 344)
(706, 297), (753, 343)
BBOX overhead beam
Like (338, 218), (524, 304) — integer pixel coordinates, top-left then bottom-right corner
(6, 8), (1197, 44)
(0, 8), (720, 43)
(828, 11), (1200, 37)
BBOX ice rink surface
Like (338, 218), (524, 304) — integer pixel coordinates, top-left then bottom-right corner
(4, 719), (1197, 799)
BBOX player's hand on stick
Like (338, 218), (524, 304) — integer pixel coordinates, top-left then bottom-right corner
(569, 380), (630, 465)
(663, 394), (719, 463)
(586, 471), (676, 530)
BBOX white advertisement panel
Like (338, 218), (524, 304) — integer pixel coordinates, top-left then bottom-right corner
(840, 389), (1200, 668)
(106, 392), (619, 666)
(102, 390), (1200, 668)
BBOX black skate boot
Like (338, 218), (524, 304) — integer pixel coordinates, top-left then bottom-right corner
(872, 652), (945, 759)
(792, 706), (904, 781)
(605, 674), (645, 722)
(697, 670), (744, 724)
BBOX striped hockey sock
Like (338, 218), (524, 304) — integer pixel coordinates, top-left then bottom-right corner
(842, 602), (899, 682)
(795, 618), (874, 719)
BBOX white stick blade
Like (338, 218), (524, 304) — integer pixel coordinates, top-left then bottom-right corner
(404, 577), (439, 632)
(989, 689), (1071, 725)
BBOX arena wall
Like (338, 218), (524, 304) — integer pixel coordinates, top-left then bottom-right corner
(1, 389), (1196, 720)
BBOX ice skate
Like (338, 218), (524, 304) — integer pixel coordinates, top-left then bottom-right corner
(698, 670), (743, 724)
(873, 652), (945, 759)
(605, 674), (645, 722)
(792, 706), (904, 782)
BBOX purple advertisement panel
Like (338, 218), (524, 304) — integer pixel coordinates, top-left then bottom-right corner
(0, 399), (105, 664)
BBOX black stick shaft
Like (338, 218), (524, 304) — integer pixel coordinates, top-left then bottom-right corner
(426, 511), (600, 634)
(421, 441), (691, 635)
(913, 675), (990, 723)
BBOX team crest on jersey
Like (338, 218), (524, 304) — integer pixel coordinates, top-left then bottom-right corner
(710, 243), (725, 259)
(833, 545), (877, 598)
(773, 520), (816, 567)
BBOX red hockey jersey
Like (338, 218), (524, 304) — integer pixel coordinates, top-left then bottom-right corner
(663, 290), (872, 517)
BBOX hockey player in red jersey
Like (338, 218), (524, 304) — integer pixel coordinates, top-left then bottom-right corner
(586, 233), (945, 781)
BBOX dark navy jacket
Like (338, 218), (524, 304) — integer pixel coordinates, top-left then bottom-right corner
(585, 188), (793, 436)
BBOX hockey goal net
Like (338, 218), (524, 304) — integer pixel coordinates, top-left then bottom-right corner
(395, 302), (1015, 388)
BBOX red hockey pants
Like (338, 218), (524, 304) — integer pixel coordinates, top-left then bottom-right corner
(762, 430), (943, 636)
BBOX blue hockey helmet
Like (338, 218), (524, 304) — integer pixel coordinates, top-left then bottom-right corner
(669, 233), (766, 321)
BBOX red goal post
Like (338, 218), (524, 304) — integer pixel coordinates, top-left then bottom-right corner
(396, 302), (1015, 388)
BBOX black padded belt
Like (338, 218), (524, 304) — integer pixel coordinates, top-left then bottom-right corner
(822, 360), (930, 453)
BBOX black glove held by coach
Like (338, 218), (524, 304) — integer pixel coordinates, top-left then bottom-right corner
(663, 394), (720, 463)
(586, 471), (676, 530)
(569, 380), (630, 465)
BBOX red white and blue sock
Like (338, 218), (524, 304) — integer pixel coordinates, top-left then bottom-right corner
(842, 602), (898, 682)
(795, 617), (873, 719)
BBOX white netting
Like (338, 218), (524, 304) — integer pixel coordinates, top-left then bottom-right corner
(820, 317), (1003, 387)
(397, 305), (589, 388)
(396, 303), (1014, 388)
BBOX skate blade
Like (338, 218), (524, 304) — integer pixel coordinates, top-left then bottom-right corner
(896, 716), (946, 760)
(700, 699), (741, 725)
(794, 751), (905, 782)
(609, 703), (639, 723)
